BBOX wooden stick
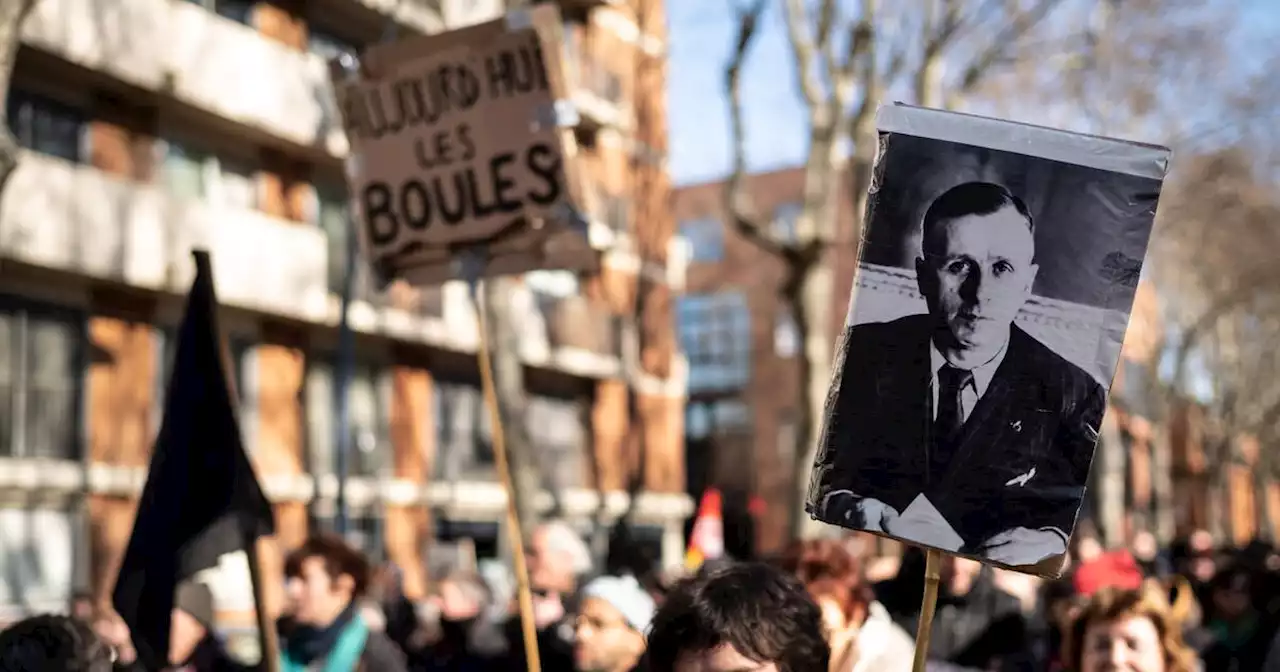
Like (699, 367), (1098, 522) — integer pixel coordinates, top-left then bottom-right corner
(474, 278), (543, 672)
(911, 549), (944, 672)
(246, 538), (282, 672)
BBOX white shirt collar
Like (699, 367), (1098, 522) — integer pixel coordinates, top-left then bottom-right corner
(929, 337), (1009, 398)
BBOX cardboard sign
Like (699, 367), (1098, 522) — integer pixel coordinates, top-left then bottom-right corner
(806, 104), (1171, 577)
(331, 5), (596, 286)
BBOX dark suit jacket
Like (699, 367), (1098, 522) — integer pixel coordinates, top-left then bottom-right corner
(807, 314), (1104, 553)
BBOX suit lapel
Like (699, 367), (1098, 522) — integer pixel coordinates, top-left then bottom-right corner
(883, 322), (932, 479)
(941, 330), (1029, 489)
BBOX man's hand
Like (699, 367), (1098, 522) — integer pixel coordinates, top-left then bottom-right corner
(978, 527), (1066, 565)
(857, 498), (901, 533)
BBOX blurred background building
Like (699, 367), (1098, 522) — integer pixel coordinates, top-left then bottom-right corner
(0, 0), (691, 624)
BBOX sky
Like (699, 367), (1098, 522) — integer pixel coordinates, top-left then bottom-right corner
(665, 0), (1280, 188)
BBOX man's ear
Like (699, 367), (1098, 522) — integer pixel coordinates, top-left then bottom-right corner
(336, 573), (356, 597)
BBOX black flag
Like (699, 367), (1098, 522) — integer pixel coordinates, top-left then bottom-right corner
(112, 250), (275, 668)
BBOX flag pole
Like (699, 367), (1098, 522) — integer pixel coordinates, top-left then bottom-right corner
(911, 549), (943, 672)
(332, 209), (358, 538)
(462, 252), (542, 672)
(195, 250), (282, 672)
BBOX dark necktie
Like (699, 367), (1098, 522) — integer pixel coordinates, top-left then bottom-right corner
(932, 364), (974, 479)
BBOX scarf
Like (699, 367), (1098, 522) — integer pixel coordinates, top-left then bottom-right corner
(281, 605), (369, 672)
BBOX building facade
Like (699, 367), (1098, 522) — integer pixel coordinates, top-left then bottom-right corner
(0, 0), (689, 625)
(672, 168), (857, 555)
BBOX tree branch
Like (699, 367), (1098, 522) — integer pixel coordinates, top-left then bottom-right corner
(724, 0), (790, 257)
(950, 0), (1066, 97)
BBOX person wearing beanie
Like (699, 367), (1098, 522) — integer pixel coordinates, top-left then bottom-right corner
(574, 575), (653, 672)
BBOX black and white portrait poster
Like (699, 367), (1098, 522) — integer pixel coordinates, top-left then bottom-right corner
(806, 104), (1170, 577)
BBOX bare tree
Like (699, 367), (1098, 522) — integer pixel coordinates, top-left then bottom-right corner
(722, 0), (1151, 539)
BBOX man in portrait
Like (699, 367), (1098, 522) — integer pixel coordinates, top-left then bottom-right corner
(810, 181), (1105, 567)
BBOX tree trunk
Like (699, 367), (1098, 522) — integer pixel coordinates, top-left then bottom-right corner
(791, 262), (834, 540)
(1150, 427), (1176, 545)
(1096, 411), (1128, 547)
(485, 277), (542, 541)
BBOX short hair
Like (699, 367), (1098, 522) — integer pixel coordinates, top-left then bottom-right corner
(0, 614), (115, 671)
(536, 520), (594, 577)
(1064, 583), (1197, 672)
(285, 533), (372, 598)
(775, 539), (874, 624)
(921, 181), (1034, 256)
(646, 561), (829, 672)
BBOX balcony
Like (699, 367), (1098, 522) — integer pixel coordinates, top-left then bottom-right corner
(0, 152), (330, 320)
(23, 0), (348, 156)
(562, 47), (628, 130)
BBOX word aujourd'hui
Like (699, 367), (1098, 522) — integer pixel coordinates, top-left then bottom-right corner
(342, 37), (563, 247)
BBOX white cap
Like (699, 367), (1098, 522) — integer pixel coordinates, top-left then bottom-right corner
(581, 575), (656, 634)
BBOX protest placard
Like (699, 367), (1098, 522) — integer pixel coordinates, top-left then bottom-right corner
(807, 103), (1171, 578)
(330, 5), (594, 287)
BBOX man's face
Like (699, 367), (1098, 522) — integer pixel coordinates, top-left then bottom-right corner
(528, 528), (574, 593)
(917, 205), (1037, 360)
(673, 644), (778, 672)
(1080, 615), (1165, 672)
(286, 557), (354, 627)
(573, 597), (644, 672)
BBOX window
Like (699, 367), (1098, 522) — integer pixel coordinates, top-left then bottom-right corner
(161, 137), (259, 209)
(0, 508), (81, 618)
(774, 306), (799, 358)
(6, 90), (85, 163)
(308, 25), (361, 61)
(685, 399), (751, 440)
(433, 379), (493, 480)
(0, 301), (83, 460)
(606, 196), (630, 233)
(679, 217), (724, 263)
(772, 201), (802, 243)
(305, 359), (391, 478)
(677, 292), (751, 393)
(526, 395), (585, 491)
(185, 0), (253, 26)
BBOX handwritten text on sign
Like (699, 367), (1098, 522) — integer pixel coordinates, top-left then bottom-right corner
(336, 29), (566, 262)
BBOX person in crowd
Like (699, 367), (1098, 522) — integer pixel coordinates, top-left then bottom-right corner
(165, 579), (245, 671)
(876, 548), (1030, 670)
(573, 575), (654, 672)
(0, 613), (116, 671)
(503, 520), (593, 670)
(278, 533), (408, 671)
(1064, 582), (1198, 672)
(775, 539), (914, 671)
(1200, 565), (1274, 671)
(417, 570), (506, 671)
(647, 561), (830, 672)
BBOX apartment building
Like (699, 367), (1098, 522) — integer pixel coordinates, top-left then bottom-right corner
(0, 0), (689, 623)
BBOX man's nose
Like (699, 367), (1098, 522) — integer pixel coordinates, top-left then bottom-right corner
(959, 268), (985, 304)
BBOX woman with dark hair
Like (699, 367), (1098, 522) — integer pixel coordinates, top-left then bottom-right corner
(776, 539), (913, 671)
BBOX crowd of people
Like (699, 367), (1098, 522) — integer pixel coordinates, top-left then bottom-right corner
(2, 520), (1280, 671)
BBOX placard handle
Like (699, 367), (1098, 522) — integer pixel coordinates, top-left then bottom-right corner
(911, 549), (943, 672)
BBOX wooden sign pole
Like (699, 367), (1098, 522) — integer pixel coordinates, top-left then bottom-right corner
(911, 549), (943, 672)
(466, 257), (542, 672)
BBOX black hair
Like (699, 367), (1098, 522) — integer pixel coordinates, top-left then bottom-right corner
(921, 181), (1034, 257)
(0, 614), (114, 671)
(646, 561), (829, 672)
(285, 533), (372, 598)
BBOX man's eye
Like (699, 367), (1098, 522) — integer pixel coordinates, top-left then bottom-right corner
(945, 261), (967, 274)
(993, 262), (1013, 275)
